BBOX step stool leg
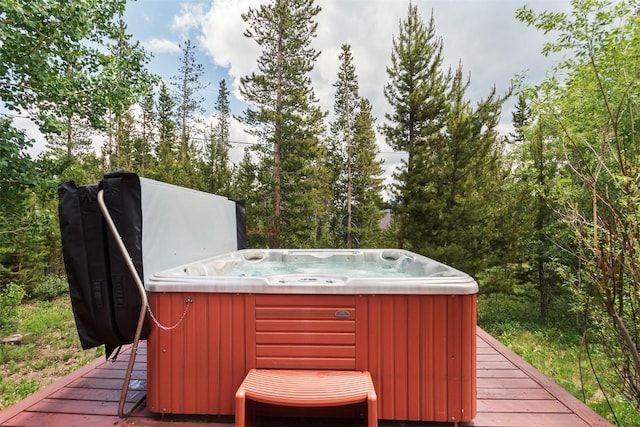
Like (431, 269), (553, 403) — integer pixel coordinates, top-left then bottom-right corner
(367, 392), (377, 427)
(235, 389), (246, 427)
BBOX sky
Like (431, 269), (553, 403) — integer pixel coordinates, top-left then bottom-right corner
(21, 0), (572, 182)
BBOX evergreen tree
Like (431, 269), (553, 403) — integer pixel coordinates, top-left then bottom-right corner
(351, 99), (385, 247)
(232, 148), (271, 248)
(171, 40), (206, 187)
(153, 81), (178, 183)
(133, 88), (157, 175)
(104, 110), (136, 172)
(384, 4), (507, 274)
(412, 64), (506, 275)
(330, 45), (385, 248)
(45, 114), (94, 161)
(104, 19), (155, 173)
(330, 44), (359, 247)
(510, 93), (531, 144)
(518, 0), (640, 408)
(231, 148), (256, 201)
(382, 3), (449, 249)
(506, 93), (566, 318)
(202, 79), (233, 195)
(240, 0), (328, 248)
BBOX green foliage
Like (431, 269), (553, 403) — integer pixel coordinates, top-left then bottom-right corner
(0, 297), (103, 410)
(0, 118), (57, 290)
(517, 0), (640, 413)
(0, 118), (35, 186)
(0, 283), (26, 333)
(382, 5), (448, 154)
(410, 67), (508, 276)
(201, 79), (233, 196)
(383, 5), (449, 251)
(329, 44), (360, 248)
(171, 40), (207, 189)
(0, 0), (153, 296)
(0, 0), (149, 134)
(151, 81), (179, 183)
(0, 378), (40, 410)
(503, 93), (573, 319)
(328, 45), (385, 248)
(240, 0), (329, 248)
(479, 291), (640, 426)
(350, 99), (386, 247)
(30, 276), (68, 301)
(383, 4), (509, 276)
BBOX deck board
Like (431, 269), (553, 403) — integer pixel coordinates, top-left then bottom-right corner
(0, 327), (612, 427)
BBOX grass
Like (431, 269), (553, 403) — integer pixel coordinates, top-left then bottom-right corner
(478, 292), (640, 427)
(0, 295), (102, 411)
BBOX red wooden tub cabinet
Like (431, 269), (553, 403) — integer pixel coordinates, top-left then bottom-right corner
(145, 249), (478, 423)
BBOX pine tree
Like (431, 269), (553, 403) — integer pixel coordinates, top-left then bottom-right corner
(202, 79), (233, 195)
(382, 3), (449, 249)
(384, 3), (508, 273)
(171, 39), (206, 187)
(240, 0), (328, 248)
(330, 44), (385, 248)
(232, 148), (257, 201)
(510, 93), (531, 144)
(351, 99), (385, 247)
(232, 148), (272, 248)
(45, 113), (93, 161)
(410, 63), (507, 274)
(104, 19), (154, 173)
(507, 93), (566, 318)
(153, 81), (178, 183)
(134, 88), (156, 174)
(330, 44), (359, 247)
(107, 109), (136, 171)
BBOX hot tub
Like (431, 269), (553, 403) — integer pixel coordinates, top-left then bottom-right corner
(145, 249), (478, 423)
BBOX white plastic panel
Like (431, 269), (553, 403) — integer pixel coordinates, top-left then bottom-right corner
(147, 249), (478, 295)
(139, 178), (238, 282)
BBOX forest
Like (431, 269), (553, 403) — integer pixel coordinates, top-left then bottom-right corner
(1, 0), (640, 422)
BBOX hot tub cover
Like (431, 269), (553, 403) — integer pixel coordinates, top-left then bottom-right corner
(58, 171), (245, 357)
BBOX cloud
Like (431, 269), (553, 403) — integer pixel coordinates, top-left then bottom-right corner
(10, 114), (47, 158)
(142, 38), (182, 54)
(198, 0), (265, 97)
(313, 1), (405, 122)
(197, 0), (402, 120)
(172, 2), (210, 42)
(194, 0), (571, 186)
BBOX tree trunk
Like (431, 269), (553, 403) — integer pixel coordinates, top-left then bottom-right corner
(273, 16), (284, 249)
(346, 105), (353, 249)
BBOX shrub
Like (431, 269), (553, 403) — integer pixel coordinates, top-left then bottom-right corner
(0, 282), (26, 332)
(30, 275), (68, 301)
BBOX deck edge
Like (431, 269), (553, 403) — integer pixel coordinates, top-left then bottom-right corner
(0, 352), (110, 424)
(476, 326), (613, 427)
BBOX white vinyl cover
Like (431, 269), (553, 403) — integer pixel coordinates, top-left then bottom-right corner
(139, 178), (238, 282)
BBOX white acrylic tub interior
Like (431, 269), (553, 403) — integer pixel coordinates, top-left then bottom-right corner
(146, 248), (478, 295)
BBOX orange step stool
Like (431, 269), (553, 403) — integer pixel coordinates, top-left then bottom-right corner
(235, 369), (378, 427)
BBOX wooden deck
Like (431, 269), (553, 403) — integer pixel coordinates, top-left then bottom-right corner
(0, 327), (612, 427)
